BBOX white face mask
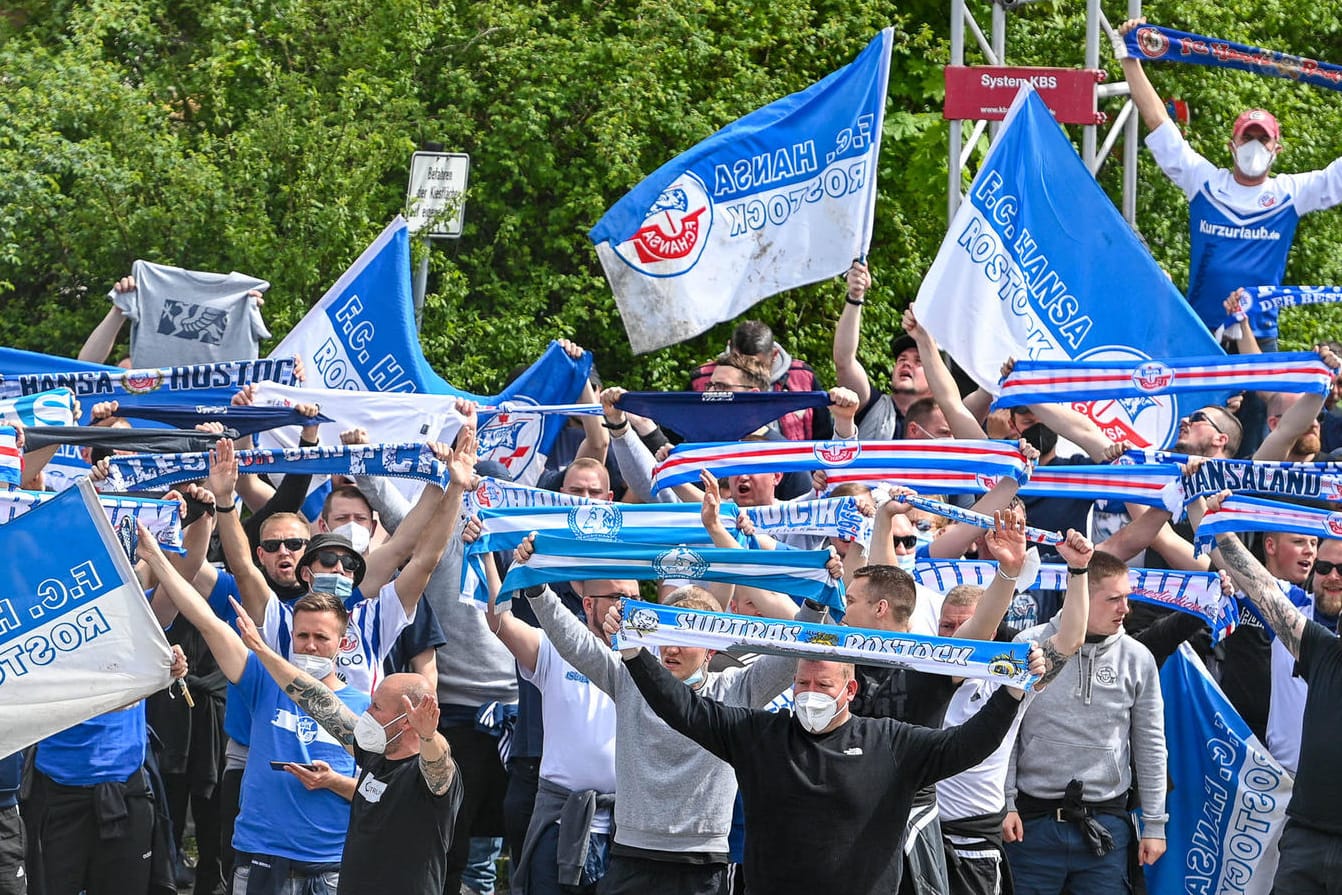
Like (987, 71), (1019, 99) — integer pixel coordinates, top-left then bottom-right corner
(331, 522), (371, 555)
(353, 710), (407, 754)
(683, 665), (706, 688)
(1234, 140), (1275, 178)
(895, 552), (917, 573)
(292, 653), (335, 681)
(794, 690), (843, 734)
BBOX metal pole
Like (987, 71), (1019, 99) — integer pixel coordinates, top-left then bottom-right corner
(413, 245), (430, 330)
(1082, 0), (1101, 169)
(949, 0), (966, 222)
(1123, 0), (1142, 224)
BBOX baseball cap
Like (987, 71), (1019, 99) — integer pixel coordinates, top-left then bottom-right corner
(891, 334), (919, 362)
(1232, 109), (1280, 142)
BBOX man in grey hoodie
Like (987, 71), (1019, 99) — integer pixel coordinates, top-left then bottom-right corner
(513, 536), (823, 895)
(1003, 549), (1168, 892)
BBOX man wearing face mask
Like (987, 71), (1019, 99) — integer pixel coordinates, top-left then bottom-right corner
(230, 605), (463, 895)
(616, 623), (1044, 894)
(139, 532), (367, 895)
(1117, 18), (1342, 351)
(215, 433), (476, 697)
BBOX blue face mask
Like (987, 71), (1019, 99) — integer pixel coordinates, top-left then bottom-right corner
(311, 572), (353, 599)
(683, 666), (706, 688)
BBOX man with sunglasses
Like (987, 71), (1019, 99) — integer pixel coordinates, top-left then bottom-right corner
(481, 577), (629, 895)
(213, 433), (476, 698)
(1265, 542), (1342, 775)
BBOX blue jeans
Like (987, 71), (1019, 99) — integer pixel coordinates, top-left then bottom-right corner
(462, 836), (503, 894)
(1004, 812), (1131, 894)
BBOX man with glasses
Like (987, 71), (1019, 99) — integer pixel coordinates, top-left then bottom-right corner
(481, 578), (628, 894)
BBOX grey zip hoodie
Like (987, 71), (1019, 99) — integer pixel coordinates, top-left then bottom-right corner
(1006, 616), (1168, 838)
(529, 586), (814, 855)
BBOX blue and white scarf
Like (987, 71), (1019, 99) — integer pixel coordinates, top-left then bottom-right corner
(1221, 286), (1342, 329)
(996, 353), (1332, 407)
(0, 488), (183, 552)
(913, 559), (1234, 640)
(0, 358), (299, 401)
(499, 535), (844, 615)
(466, 476), (594, 512)
(101, 442), (448, 492)
(614, 598), (1037, 688)
(894, 493), (1063, 545)
(1194, 494), (1342, 554)
(1181, 458), (1342, 503)
(651, 439), (1029, 491)
(1124, 24), (1342, 94)
(0, 388), (77, 428)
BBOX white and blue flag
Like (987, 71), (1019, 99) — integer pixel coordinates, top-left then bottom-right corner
(912, 87), (1225, 449)
(590, 29), (891, 353)
(0, 480), (174, 755)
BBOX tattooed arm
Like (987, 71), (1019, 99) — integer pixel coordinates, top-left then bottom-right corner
(1038, 530), (1094, 688)
(405, 693), (456, 796)
(231, 597), (359, 749)
(1215, 530), (1306, 658)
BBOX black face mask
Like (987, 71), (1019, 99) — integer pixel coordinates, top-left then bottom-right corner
(1020, 422), (1058, 456)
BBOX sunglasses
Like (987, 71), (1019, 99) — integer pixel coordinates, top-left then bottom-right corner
(259, 537), (309, 554)
(1186, 410), (1224, 435)
(1313, 560), (1342, 577)
(584, 593), (637, 601)
(313, 550), (360, 571)
(893, 535), (919, 550)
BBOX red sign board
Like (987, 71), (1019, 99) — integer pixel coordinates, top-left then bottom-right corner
(944, 66), (1106, 124)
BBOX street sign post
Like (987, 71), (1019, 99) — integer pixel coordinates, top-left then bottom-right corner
(406, 152), (470, 238)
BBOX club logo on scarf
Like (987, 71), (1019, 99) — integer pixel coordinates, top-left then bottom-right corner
(1131, 361), (1175, 392)
(987, 652), (1026, 677)
(814, 441), (861, 467)
(617, 174), (712, 275)
(975, 474), (1001, 491)
(121, 370), (164, 395)
(568, 504), (624, 540)
(474, 479), (506, 508)
(626, 607), (661, 635)
(1134, 26), (1170, 58)
(1327, 513), (1342, 537)
(1079, 350), (1178, 448)
(653, 547), (709, 580)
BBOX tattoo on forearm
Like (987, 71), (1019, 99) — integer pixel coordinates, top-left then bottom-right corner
(419, 748), (455, 796)
(1037, 640), (1071, 687)
(1215, 534), (1304, 655)
(284, 674), (356, 746)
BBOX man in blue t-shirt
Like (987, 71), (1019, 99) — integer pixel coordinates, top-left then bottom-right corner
(1118, 19), (1342, 350)
(140, 529), (367, 894)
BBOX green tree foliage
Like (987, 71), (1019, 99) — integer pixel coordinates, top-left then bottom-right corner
(0, 1), (1338, 396)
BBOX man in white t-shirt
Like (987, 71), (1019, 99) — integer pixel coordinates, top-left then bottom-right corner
(484, 576), (628, 894)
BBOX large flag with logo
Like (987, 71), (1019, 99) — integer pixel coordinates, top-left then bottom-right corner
(912, 87), (1225, 449)
(267, 217), (592, 486)
(590, 29), (892, 354)
(0, 479), (174, 755)
(1147, 643), (1289, 894)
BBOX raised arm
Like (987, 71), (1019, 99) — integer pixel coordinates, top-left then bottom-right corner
(1115, 18), (1173, 133)
(391, 425), (477, 616)
(1200, 491), (1307, 657)
(902, 307), (986, 439)
(1255, 345), (1337, 461)
(953, 508), (1027, 642)
(832, 261), (873, 407)
(137, 524), (250, 683)
(1038, 531), (1092, 686)
(233, 600), (357, 751)
(559, 340), (608, 464)
(207, 437), (273, 626)
(483, 549), (541, 673)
